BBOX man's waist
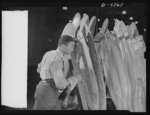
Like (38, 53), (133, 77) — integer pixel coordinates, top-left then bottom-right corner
(41, 79), (63, 93)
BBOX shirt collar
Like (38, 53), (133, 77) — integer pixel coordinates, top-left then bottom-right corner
(56, 47), (64, 60)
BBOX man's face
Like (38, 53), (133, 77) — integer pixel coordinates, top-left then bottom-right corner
(65, 41), (75, 54)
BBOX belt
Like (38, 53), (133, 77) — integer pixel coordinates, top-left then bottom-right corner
(42, 79), (63, 93)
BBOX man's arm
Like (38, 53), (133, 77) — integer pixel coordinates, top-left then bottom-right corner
(51, 58), (82, 90)
(51, 59), (70, 90)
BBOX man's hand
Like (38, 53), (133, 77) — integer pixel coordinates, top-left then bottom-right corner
(73, 70), (82, 83)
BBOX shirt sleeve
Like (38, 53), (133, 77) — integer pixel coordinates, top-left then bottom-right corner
(51, 58), (70, 90)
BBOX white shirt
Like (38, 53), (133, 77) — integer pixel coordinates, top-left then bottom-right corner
(37, 47), (77, 90)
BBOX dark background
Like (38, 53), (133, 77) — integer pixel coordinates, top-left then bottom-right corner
(1, 1), (147, 110)
(27, 3), (147, 66)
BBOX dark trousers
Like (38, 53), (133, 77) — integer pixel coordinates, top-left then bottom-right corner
(33, 79), (62, 110)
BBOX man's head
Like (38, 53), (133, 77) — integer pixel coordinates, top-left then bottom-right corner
(58, 35), (76, 54)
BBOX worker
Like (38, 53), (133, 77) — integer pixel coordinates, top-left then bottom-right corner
(33, 35), (82, 110)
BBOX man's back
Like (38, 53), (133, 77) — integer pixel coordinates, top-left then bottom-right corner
(38, 50), (63, 80)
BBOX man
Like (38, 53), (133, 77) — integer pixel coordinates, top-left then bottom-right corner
(33, 35), (82, 110)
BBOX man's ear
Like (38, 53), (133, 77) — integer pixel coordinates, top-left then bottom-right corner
(61, 44), (68, 51)
(61, 44), (65, 49)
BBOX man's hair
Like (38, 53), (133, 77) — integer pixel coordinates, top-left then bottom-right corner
(58, 35), (75, 46)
